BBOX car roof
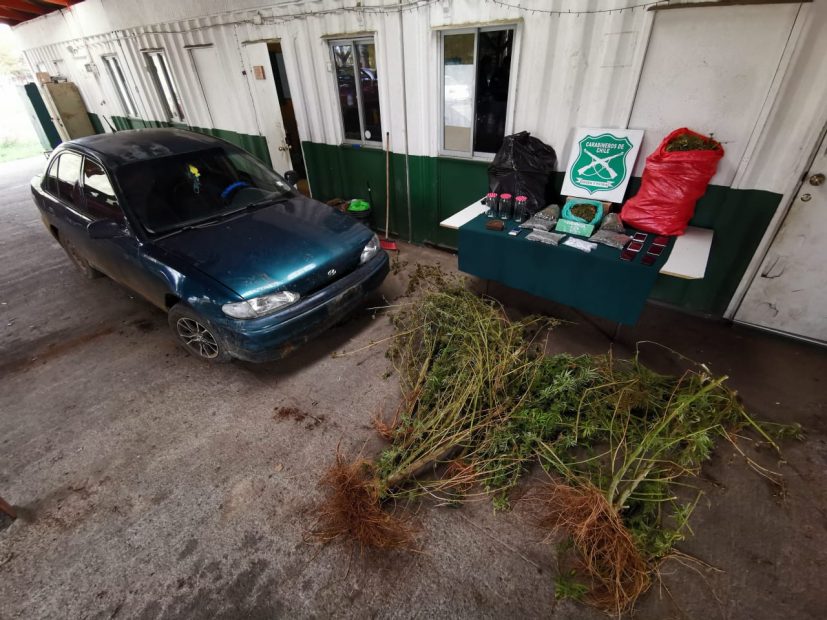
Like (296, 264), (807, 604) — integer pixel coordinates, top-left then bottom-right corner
(65, 128), (229, 169)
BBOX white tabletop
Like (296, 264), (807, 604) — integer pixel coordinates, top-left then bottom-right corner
(659, 226), (714, 280)
(439, 199), (488, 230)
(439, 198), (713, 280)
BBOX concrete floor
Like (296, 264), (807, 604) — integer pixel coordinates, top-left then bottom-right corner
(1, 155), (825, 619)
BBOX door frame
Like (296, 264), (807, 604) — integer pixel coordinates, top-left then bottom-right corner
(270, 36), (315, 195)
(240, 37), (309, 175)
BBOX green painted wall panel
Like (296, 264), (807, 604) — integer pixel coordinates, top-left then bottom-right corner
(649, 187), (780, 315)
(302, 140), (781, 317)
(302, 142), (409, 238)
(432, 158), (489, 247)
(88, 113), (105, 135)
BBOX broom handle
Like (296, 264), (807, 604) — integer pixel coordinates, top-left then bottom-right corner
(385, 131), (391, 240)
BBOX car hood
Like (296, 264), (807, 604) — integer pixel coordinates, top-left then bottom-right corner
(155, 195), (374, 299)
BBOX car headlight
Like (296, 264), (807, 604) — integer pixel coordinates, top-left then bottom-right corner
(222, 291), (300, 319)
(360, 234), (380, 264)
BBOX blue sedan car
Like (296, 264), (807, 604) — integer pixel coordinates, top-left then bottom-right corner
(30, 129), (389, 362)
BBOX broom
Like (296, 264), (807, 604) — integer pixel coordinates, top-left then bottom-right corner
(380, 131), (398, 251)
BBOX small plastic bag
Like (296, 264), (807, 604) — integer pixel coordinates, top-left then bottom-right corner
(591, 229), (632, 250)
(525, 230), (566, 245)
(562, 237), (597, 253)
(536, 204), (560, 222)
(520, 204), (560, 231)
(599, 212), (625, 233)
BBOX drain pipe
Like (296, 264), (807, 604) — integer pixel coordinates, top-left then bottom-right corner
(399, 0), (413, 242)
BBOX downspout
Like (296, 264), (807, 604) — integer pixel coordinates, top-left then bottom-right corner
(399, 0), (412, 242)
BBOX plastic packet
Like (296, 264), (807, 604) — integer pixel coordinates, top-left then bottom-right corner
(599, 212), (625, 233)
(520, 204), (560, 231)
(520, 218), (552, 232)
(562, 237), (597, 253)
(525, 230), (566, 246)
(591, 229), (632, 250)
(535, 204), (560, 222)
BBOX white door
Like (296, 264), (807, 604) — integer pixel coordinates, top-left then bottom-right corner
(735, 132), (827, 345)
(242, 42), (292, 173)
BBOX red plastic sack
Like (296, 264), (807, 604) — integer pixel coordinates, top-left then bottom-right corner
(621, 128), (724, 236)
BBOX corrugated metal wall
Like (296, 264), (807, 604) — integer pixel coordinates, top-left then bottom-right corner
(14, 0), (821, 196)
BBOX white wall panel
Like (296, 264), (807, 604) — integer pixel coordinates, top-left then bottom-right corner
(629, 4), (800, 186)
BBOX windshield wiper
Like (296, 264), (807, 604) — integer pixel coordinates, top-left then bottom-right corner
(165, 209), (247, 234)
(157, 196), (290, 237)
(243, 194), (290, 210)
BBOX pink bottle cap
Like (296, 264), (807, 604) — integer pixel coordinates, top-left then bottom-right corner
(500, 193), (512, 199)
(515, 195), (528, 202)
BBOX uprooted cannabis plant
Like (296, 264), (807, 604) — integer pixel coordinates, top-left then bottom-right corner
(311, 281), (800, 615)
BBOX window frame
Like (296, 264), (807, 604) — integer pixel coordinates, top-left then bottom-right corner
(81, 156), (124, 222)
(143, 49), (185, 122)
(328, 36), (382, 146)
(43, 149), (125, 223)
(52, 150), (84, 208)
(102, 54), (138, 118)
(438, 24), (519, 161)
(43, 154), (60, 198)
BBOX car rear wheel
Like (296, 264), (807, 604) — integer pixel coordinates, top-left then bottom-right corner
(168, 305), (231, 363)
(61, 238), (101, 280)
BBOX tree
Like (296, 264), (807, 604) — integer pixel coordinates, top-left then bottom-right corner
(0, 25), (26, 78)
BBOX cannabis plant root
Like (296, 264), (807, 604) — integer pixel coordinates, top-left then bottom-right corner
(533, 482), (650, 615)
(310, 451), (414, 552)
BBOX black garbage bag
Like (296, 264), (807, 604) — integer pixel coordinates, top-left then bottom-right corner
(488, 131), (557, 214)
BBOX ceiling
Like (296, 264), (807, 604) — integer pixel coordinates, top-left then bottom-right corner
(0, 0), (81, 27)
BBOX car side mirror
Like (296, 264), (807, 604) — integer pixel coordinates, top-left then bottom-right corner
(284, 170), (299, 187)
(87, 219), (127, 239)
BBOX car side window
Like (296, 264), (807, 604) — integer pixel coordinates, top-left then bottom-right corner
(43, 157), (60, 197)
(82, 158), (123, 221)
(55, 151), (83, 207)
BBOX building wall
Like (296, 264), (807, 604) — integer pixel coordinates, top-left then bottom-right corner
(12, 0), (827, 317)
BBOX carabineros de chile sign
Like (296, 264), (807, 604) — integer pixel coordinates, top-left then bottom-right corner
(561, 128), (643, 204)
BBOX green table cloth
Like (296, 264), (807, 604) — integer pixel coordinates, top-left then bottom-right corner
(457, 215), (674, 325)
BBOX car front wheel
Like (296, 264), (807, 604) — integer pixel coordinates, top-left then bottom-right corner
(168, 305), (231, 363)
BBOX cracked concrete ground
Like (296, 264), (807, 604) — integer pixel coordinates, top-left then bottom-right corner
(1, 155), (826, 619)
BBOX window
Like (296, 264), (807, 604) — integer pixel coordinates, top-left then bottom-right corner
(441, 27), (515, 157)
(117, 146), (294, 234)
(102, 55), (138, 117)
(54, 151), (83, 206)
(82, 159), (122, 221)
(144, 50), (184, 121)
(330, 38), (381, 144)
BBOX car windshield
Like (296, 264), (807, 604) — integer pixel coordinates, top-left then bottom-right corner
(116, 146), (294, 234)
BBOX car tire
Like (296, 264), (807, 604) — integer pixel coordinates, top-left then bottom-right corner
(61, 238), (101, 280)
(168, 304), (231, 363)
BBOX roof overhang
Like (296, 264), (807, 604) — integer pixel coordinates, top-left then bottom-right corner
(0, 0), (80, 27)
